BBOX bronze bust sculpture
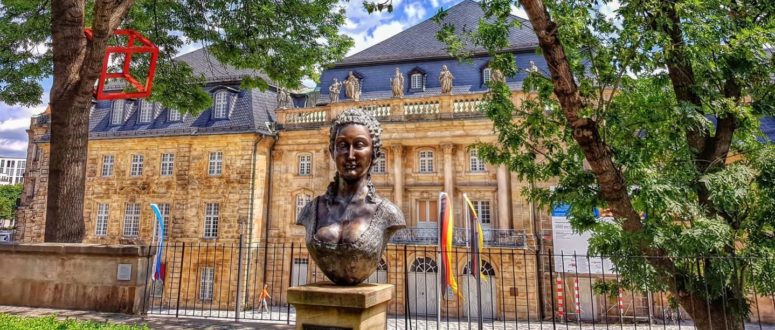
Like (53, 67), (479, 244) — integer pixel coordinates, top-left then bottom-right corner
(296, 109), (405, 285)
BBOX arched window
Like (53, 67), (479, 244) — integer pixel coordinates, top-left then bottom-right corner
(372, 153), (386, 173)
(410, 73), (423, 90)
(298, 153), (312, 176)
(296, 193), (312, 219)
(138, 100), (154, 123)
(463, 260), (496, 277)
(376, 258), (388, 271)
(482, 67), (492, 84)
(213, 91), (228, 119)
(418, 150), (434, 173)
(410, 257), (438, 273)
(469, 147), (486, 172)
(111, 100), (125, 125)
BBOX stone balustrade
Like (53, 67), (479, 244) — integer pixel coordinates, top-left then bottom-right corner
(277, 92), (527, 129)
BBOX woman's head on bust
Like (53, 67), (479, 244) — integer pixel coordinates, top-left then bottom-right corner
(326, 109), (382, 202)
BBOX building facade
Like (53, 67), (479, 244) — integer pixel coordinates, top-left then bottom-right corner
(0, 156), (26, 185)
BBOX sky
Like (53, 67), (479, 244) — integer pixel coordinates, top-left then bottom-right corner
(0, 0), (523, 159)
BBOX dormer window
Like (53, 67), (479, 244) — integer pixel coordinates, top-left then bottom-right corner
(411, 73), (423, 90)
(138, 100), (154, 123)
(111, 100), (125, 125)
(213, 91), (228, 119)
(482, 67), (492, 84)
(407, 67), (426, 92)
(168, 109), (182, 122)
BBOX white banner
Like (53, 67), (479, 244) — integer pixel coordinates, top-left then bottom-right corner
(551, 205), (616, 275)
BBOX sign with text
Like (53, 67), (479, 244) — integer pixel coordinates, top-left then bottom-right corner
(551, 205), (616, 275)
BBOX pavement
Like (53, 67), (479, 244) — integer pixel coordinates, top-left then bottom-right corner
(2, 305), (775, 330)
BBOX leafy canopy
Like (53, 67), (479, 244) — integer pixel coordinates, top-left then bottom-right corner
(0, 0), (354, 113)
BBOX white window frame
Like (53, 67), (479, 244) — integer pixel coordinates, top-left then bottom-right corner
(469, 148), (486, 172)
(372, 153), (386, 174)
(483, 67), (492, 84)
(101, 155), (114, 177)
(410, 73), (423, 90)
(111, 100), (125, 125)
(204, 203), (219, 239)
(155, 203), (171, 239)
(130, 154), (144, 177)
(418, 150), (434, 173)
(468, 200), (492, 225)
(208, 151), (223, 176)
(213, 91), (228, 119)
(296, 193), (312, 219)
(160, 153), (175, 176)
(138, 100), (154, 123)
(298, 154), (312, 176)
(168, 109), (182, 122)
(199, 267), (215, 301)
(95, 203), (109, 237)
(123, 203), (140, 237)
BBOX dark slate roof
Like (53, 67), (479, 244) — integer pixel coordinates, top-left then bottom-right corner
(762, 117), (775, 142)
(88, 87), (278, 139)
(337, 0), (538, 67)
(175, 48), (275, 85)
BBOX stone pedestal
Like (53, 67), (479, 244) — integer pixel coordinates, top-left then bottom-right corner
(288, 282), (394, 330)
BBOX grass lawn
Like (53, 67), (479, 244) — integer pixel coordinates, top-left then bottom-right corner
(0, 313), (149, 329)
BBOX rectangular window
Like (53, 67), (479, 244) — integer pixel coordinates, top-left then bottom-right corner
(101, 155), (114, 177)
(111, 100), (125, 125)
(298, 154), (312, 176)
(160, 153), (175, 176)
(95, 203), (109, 236)
(483, 68), (492, 84)
(138, 101), (154, 123)
(155, 203), (171, 239)
(411, 74), (423, 90)
(199, 267), (214, 301)
(123, 203), (140, 237)
(168, 109), (182, 121)
(204, 203), (219, 239)
(296, 194), (312, 219)
(418, 151), (434, 173)
(208, 152), (223, 176)
(213, 92), (228, 118)
(130, 154), (144, 177)
(372, 154), (386, 173)
(416, 200), (439, 223)
(469, 148), (486, 172)
(468, 200), (491, 224)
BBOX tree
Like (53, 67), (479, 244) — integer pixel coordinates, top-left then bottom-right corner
(431, 0), (774, 328)
(0, 184), (23, 224)
(0, 0), (353, 242)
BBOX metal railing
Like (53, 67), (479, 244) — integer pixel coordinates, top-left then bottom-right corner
(390, 227), (527, 248)
(142, 242), (775, 329)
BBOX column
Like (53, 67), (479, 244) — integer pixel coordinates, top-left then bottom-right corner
(496, 164), (511, 230)
(441, 143), (455, 196)
(390, 145), (404, 210)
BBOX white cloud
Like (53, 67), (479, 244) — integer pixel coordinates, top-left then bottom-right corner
(404, 2), (426, 21)
(347, 21), (407, 56)
(0, 118), (32, 132)
(0, 139), (28, 156)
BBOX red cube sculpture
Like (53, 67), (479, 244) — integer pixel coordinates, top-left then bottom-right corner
(84, 29), (159, 100)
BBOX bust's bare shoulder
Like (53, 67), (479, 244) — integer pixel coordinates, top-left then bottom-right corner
(296, 196), (319, 228)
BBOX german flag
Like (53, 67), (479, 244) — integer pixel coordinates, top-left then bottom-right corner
(464, 194), (487, 282)
(438, 192), (460, 296)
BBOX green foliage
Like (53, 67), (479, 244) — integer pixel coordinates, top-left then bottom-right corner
(0, 0), (354, 114)
(0, 313), (149, 330)
(442, 0), (775, 320)
(0, 184), (22, 222)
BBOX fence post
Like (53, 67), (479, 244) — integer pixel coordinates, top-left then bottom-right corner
(175, 242), (185, 318)
(235, 233), (244, 321)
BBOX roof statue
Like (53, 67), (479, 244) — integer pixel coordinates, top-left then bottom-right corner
(439, 65), (455, 94)
(344, 71), (361, 101)
(328, 78), (341, 103)
(390, 67), (404, 98)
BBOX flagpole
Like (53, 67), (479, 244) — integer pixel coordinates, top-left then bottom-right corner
(436, 192), (443, 329)
(463, 194), (471, 329)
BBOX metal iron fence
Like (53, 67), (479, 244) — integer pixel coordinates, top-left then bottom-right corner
(142, 242), (775, 329)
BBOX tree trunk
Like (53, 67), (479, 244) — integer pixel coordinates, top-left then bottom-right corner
(678, 291), (746, 330)
(44, 0), (133, 242)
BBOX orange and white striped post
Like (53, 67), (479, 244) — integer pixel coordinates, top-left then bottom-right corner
(556, 277), (565, 319)
(618, 288), (625, 316)
(574, 278), (582, 316)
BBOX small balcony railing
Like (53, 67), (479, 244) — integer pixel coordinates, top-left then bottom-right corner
(390, 227), (527, 248)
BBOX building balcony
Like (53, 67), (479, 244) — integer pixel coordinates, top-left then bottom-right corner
(390, 227), (527, 248)
(276, 92), (525, 130)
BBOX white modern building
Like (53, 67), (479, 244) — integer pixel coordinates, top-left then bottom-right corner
(0, 156), (26, 185)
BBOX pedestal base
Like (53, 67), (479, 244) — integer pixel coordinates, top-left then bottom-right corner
(287, 282), (394, 330)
